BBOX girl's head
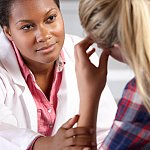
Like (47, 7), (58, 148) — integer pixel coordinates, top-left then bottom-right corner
(0, 0), (64, 67)
(79, 0), (120, 49)
(79, 0), (150, 112)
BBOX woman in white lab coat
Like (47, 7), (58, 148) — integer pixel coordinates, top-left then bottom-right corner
(0, 0), (117, 149)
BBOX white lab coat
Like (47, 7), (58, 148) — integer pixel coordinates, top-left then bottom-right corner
(0, 31), (117, 150)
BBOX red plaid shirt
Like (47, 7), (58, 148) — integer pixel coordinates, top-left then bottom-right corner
(101, 78), (150, 150)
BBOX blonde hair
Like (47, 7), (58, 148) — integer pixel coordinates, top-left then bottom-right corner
(79, 0), (150, 113)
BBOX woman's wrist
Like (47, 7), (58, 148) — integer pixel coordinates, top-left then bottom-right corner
(33, 136), (53, 150)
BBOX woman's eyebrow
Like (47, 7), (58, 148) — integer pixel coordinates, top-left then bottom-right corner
(44, 8), (57, 17)
(16, 20), (33, 25)
(16, 8), (57, 25)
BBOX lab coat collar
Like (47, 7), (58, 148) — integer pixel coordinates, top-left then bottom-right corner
(0, 31), (26, 87)
(0, 31), (38, 131)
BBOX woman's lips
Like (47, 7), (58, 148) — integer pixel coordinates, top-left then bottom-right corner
(36, 43), (56, 54)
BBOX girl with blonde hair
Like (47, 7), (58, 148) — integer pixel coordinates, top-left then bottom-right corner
(75, 0), (150, 149)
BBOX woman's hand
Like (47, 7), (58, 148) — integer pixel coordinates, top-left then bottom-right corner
(74, 37), (110, 103)
(33, 115), (96, 150)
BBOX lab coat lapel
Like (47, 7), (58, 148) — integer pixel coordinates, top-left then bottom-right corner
(0, 31), (38, 131)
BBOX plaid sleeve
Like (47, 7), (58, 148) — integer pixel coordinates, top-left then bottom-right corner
(100, 78), (150, 150)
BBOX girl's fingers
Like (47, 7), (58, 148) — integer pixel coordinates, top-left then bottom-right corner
(74, 37), (94, 61)
(87, 48), (95, 58)
(98, 50), (110, 72)
(77, 36), (94, 50)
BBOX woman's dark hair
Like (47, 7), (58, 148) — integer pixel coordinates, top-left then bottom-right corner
(55, 0), (60, 8)
(0, 0), (13, 27)
(0, 0), (60, 27)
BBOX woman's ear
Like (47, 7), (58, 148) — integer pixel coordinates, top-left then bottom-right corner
(3, 26), (13, 41)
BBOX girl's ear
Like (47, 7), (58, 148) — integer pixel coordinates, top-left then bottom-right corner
(3, 26), (13, 41)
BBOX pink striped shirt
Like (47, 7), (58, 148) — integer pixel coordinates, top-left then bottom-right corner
(12, 42), (65, 136)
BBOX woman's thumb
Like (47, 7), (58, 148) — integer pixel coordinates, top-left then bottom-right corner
(62, 115), (79, 129)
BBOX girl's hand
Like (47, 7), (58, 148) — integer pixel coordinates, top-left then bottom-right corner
(74, 37), (110, 103)
(33, 115), (96, 150)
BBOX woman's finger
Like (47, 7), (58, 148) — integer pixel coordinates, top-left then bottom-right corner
(64, 136), (96, 147)
(65, 127), (95, 138)
(62, 115), (79, 129)
(63, 146), (91, 150)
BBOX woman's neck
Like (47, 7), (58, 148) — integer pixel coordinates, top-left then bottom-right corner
(25, 59), (56, 98)
(34, 65), (55, 99)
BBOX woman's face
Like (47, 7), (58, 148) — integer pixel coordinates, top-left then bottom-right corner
(4, 0), (65, 66)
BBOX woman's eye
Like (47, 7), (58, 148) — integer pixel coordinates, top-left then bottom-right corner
(47, 15), (57, 23)
(21, 24), (34, 30)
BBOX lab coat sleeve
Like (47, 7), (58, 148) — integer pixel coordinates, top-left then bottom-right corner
(0, 79), (40, 150)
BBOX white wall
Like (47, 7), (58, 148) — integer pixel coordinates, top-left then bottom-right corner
(60, 0), (134, 101)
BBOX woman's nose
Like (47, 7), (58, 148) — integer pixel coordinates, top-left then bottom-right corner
(36, 25), (52, 43)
